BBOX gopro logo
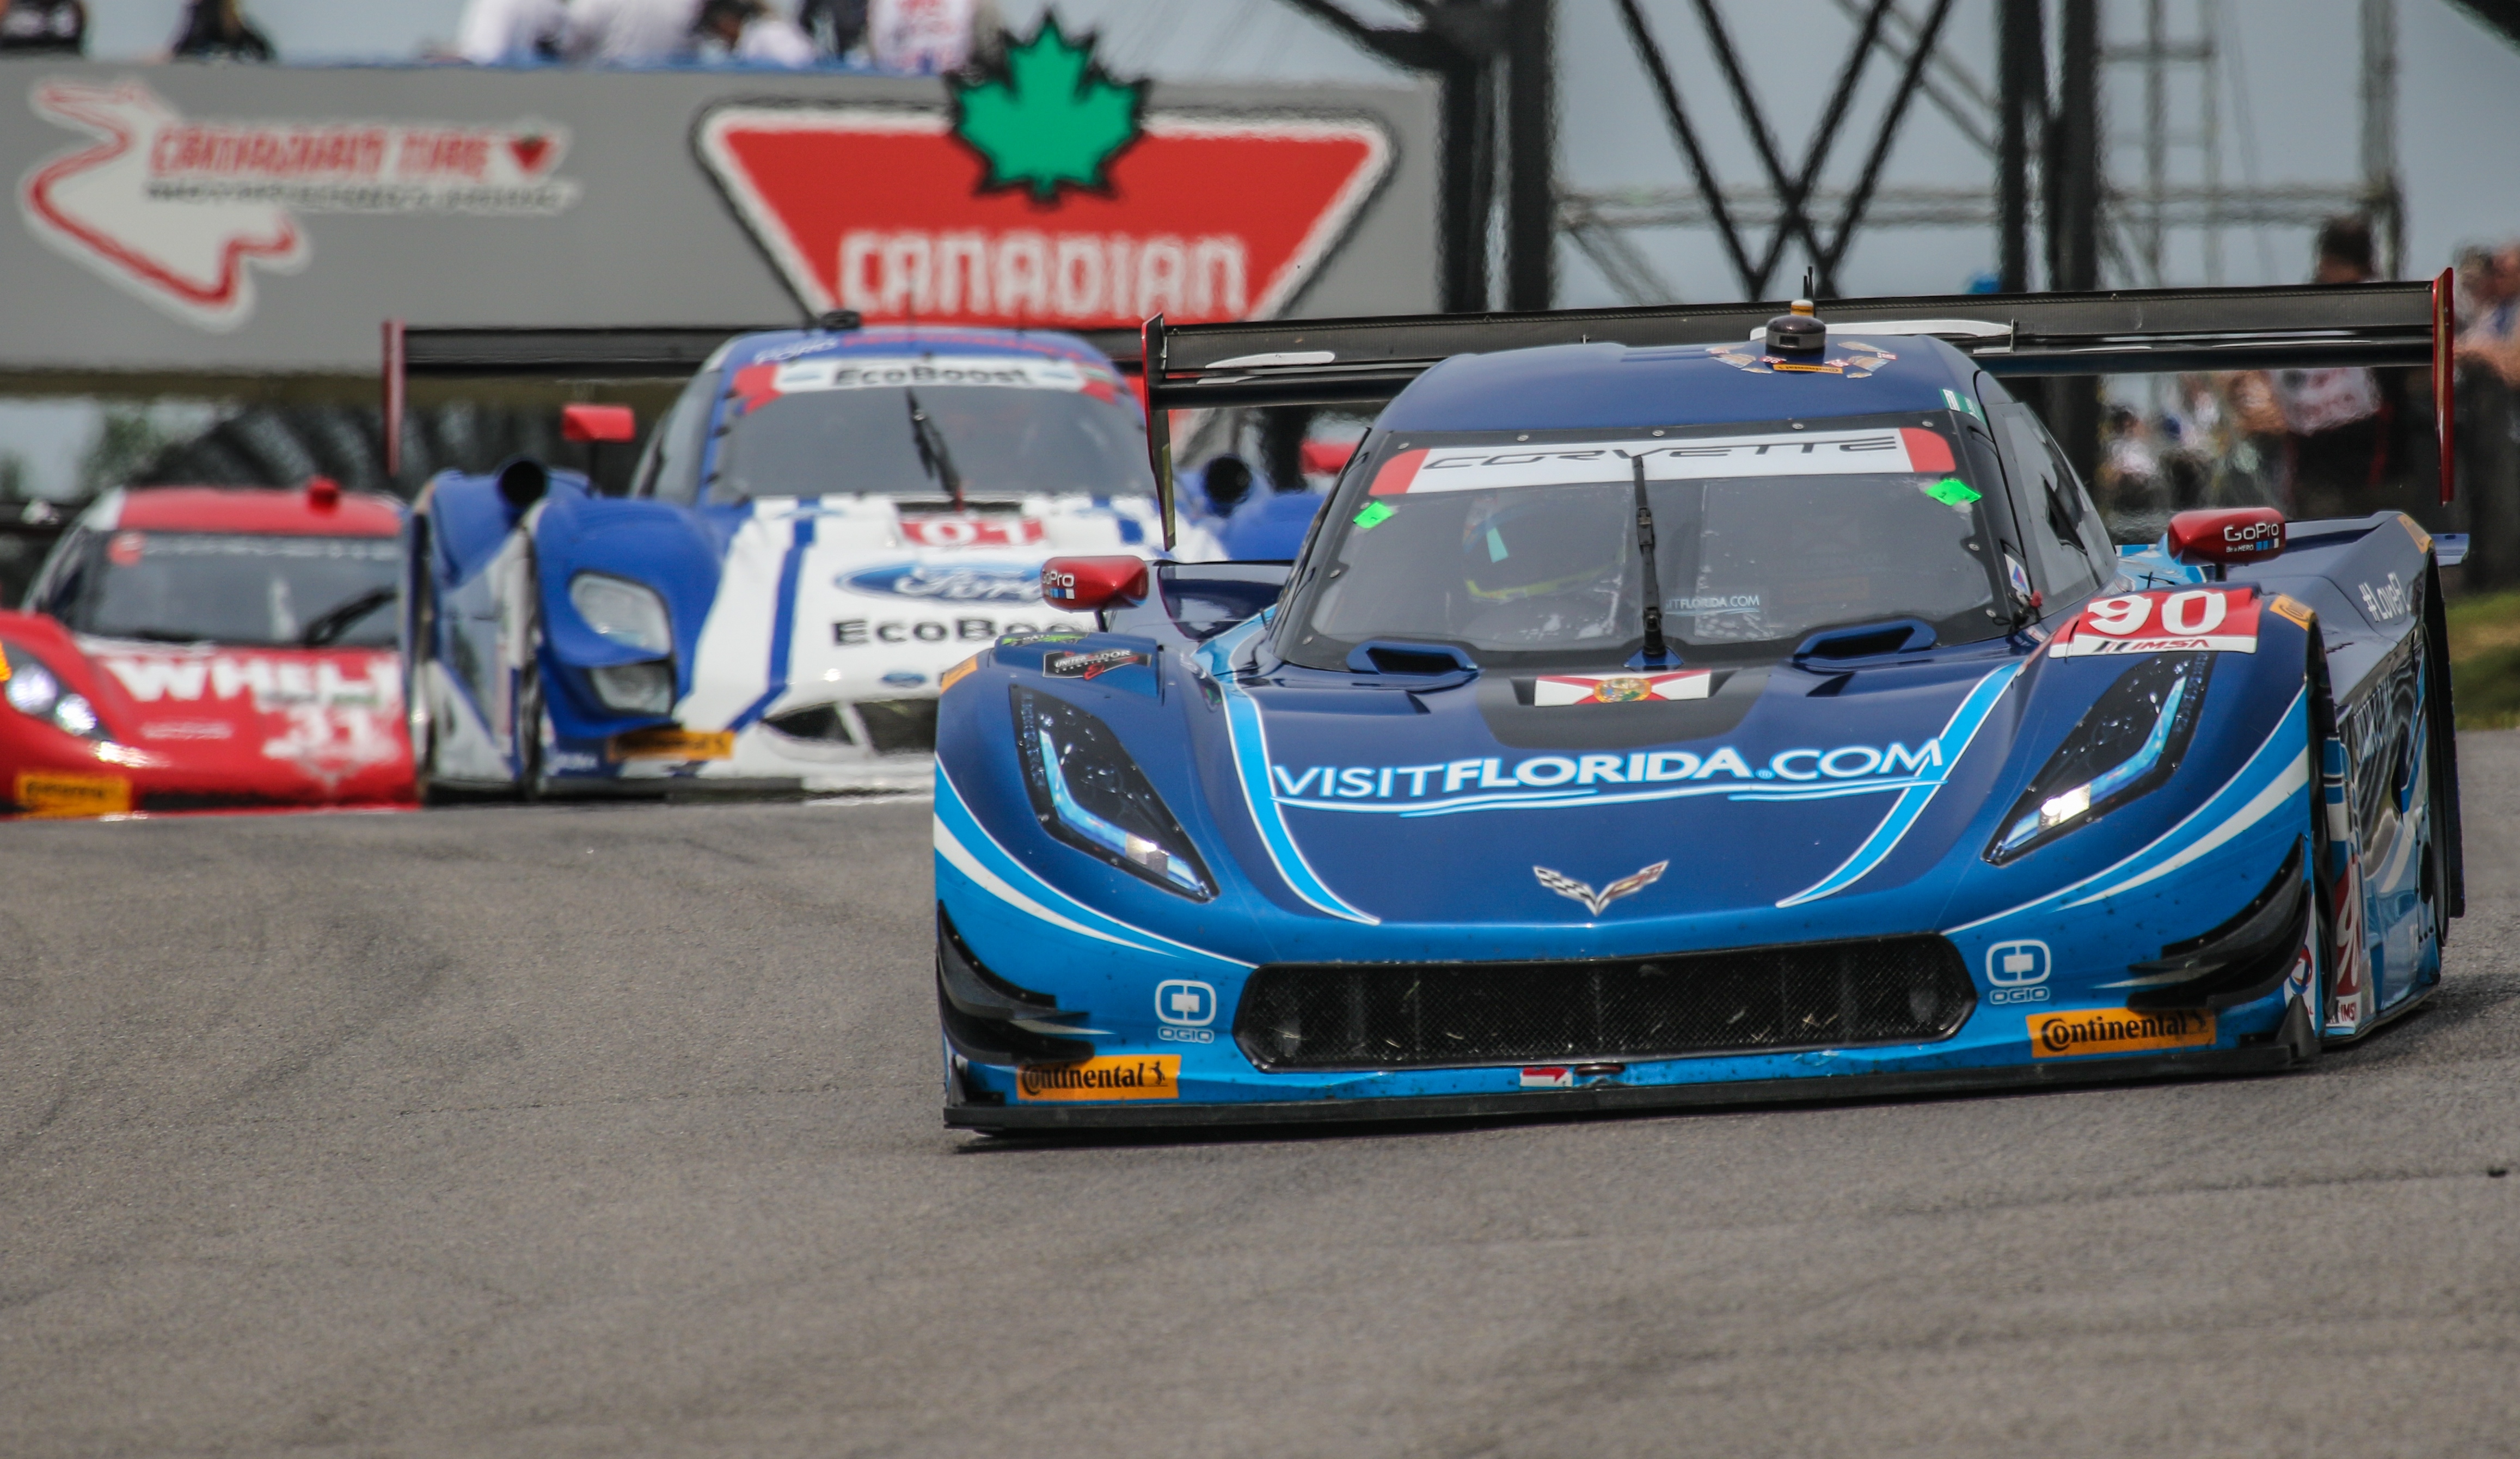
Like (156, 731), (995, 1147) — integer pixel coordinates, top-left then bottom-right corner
(1155, 979), (1217, 1027)
(1986, 940), (2052, 1005)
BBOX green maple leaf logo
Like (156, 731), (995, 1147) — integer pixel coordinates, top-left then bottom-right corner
(950, 16), (1146, 202)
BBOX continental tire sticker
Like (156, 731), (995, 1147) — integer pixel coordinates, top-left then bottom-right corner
(607, 728), (735, 762)
(2028, 1007), (2215, 1058)
(14, 770), (132, 818)
(1015, 1055), (1180, 1102)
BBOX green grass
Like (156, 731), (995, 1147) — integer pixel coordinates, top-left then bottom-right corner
(2449, 589), (2520, 730)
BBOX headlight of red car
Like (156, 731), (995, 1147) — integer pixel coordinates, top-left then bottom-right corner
(0, 641), (107, 740)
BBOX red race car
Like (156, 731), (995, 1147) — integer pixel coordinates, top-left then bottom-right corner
(0, 480), (414, 817)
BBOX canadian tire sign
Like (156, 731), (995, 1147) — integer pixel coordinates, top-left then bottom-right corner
(698, 108), (1389, 330)
(695, 20), (1389, 329)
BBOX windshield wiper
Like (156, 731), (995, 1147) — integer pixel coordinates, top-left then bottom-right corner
(904, 389), (965, 513)
(300, 586), (396, 647)
(1631, 455), (1675, 666)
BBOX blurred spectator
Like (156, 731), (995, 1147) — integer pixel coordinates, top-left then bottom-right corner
(796, 0), (868, 56)
(695, 0), (816, 65)
(2253, 216), (2396, 519)
(0, 0), (84, 54)
(171, 0), (273, 60)
(455, 0), (563, 63)
(867, 0), (1002, 74)
(2456, 243), (2520, 387)
(562, 0), (702, 64)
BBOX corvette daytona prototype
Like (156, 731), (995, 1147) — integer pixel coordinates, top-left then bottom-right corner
(934, 280), (2467, 1127)
(403, 323), (1174, 797)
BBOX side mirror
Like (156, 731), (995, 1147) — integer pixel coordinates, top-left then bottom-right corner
(561, 403), (637, 444)
(1299, 439), (1357, 477)
(1041, 556), (1149, 612)
(2167, 507), (2285, 567)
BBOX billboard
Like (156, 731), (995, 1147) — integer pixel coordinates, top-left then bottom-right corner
(0, 44), (1434, 376)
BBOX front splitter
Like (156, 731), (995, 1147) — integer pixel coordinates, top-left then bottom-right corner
(945, 1044), (2304, 1132)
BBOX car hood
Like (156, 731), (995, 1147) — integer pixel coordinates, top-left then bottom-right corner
(79, 638), (412, 799)
(1219, 650), (2027, 926)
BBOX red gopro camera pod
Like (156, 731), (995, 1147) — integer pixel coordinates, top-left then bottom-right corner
(1040, 556), (1148, 611)
(2167, 507), (2286, 566)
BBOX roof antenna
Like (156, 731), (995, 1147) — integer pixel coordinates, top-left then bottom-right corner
(1801, 265), (1817, 301)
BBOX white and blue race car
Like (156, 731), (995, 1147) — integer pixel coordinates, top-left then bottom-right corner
(404, 323), (1197, 796)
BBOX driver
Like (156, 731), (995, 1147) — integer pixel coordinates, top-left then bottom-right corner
(1455, 487), (1635, 645)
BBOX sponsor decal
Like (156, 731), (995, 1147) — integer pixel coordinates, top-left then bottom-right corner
(997, 631), (1085, 648)
(691, 24), (1390, 330)
(99, 652), (396, 710)
(836, 616), (1050, 646)
(1270, 739), (1948, 815)
(881, 670), (928, 688)
(1351, 500), (1396, 531)
(1532, 670), (1712, 706)
(1941, 387), (1984, 420)
(12, 769), (131, 818)
(1704, 339), (1897, 377)
(2049, 587), (2261, 658)
(1986, 938), (2052, 1006)
(1521, 1066), (1574, 1089)
(939, 654), (982, 694)
(1368, 427), (1955, 496)
(1534, 860), (1668, 916)
(95, 651), (404, 787)
(1155, 979), (1216, 1027)
(2396, 514), (2433, 554)
(22, 78), (578, 329)
(1015, 1054), (1180, 1102)
(2358, 573), (2410, 623)
(607, 727), (735, 762)
(1044, 647), (1150, 680)
(899, 513), (1049, 548)
(2267, 594), (2315, 629)
(841, 561), (1043, 604)
(136, 720), (234, 740)
(2028, 1007), (2216, 1058)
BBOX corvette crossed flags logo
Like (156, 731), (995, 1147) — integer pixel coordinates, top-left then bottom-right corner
(1534, 861), (1670, 916)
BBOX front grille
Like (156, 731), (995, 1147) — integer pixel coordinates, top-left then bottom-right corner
(1234, 935), (1975, 1071)
(855, 698), (939, 755)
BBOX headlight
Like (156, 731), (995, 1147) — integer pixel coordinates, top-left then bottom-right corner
(590, 660), (676, 714)
(1, 642), (106, 740)
(568, 573), (672, 654)
(1014, 687), (1214, 900)
(1988, 652), (2211, 864)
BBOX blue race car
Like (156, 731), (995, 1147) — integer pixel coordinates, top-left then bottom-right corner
(401, 322), (1173, 798)
(932, 280), (2467, 1127)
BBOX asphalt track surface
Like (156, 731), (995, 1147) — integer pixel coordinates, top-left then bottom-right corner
(5, 743), (2520, 1458)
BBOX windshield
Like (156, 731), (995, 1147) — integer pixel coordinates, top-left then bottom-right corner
(44, 531), (403, 648)
(1278, 415), (2005, 671)
(704, 354), (1152, 504)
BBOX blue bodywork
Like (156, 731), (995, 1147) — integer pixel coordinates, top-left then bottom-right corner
(929, 333), (2456, 1126)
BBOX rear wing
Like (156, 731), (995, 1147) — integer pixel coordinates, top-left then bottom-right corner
(381, 322), (774, 479)
(1139, 274), (2456, 547)
(379, 320), (1144, 479)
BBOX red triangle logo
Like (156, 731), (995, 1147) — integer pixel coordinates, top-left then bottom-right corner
(695, 107), (1392, 329)
(508, 134), (554, 175)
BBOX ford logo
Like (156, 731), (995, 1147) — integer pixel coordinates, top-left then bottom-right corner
(841, 561), (1041, 603)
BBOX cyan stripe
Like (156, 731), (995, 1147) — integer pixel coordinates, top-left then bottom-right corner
(1775, 661), (2025, 908)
